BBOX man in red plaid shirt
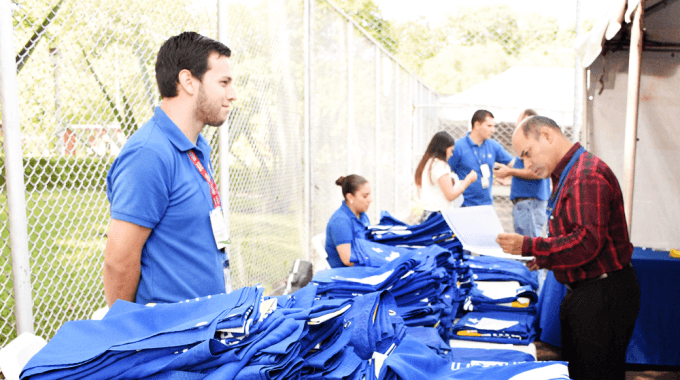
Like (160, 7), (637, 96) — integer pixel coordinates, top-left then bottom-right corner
(497, 116), (640, 380)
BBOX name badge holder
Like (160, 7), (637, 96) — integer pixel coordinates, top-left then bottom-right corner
(480, 163), (491, 189)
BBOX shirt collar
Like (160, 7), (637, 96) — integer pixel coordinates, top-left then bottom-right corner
(551, 142), (581, 185)
(464, 132), (479, 147)
(341, 201), (360, 219)
(153, 106), (210, 153)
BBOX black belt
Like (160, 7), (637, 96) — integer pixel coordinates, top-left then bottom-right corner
(566, 263), (633, 291)
(511, 197), (535, 205)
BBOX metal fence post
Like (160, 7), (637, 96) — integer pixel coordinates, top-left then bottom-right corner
(304, 0), (312, 260)
(374, 46), (380, 219)
(217, 0), (232, 293)
(573, 0), (584, 143)
(346, 21), (353, 174)
(0, 0), (35, 335)
(393, 61), (399, 212)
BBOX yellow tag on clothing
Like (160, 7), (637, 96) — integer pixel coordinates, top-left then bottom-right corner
(511, 300), (530, 308)
(457, 330), (482, 337)
(670, 249), (680, 258)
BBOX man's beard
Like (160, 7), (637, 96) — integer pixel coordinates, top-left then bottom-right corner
(195, 86), (226, 127)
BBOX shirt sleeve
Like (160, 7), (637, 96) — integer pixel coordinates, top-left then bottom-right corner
(107, 147), (170, 229)
(327, 216), (355, 247)
(521, 173), (613, 271)
(493, 141), (514, 165)
(430, 159), (451, 184)
(447, 151), (460, 173)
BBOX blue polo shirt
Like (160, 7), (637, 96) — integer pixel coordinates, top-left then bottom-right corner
(325, 202), (370, 268)
(447, 133), (513, 206)
(107, 107), (226, 304)
(509, 157), (551, 201)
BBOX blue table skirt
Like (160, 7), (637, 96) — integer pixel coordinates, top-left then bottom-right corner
(536, 247), (680, 366)
(626, 247), (680, 366)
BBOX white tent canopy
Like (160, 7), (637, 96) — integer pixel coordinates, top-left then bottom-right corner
(437, 66), (575, 127)
(577, 0), (680, 251)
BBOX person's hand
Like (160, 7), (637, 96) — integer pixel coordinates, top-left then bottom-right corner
(494, 163), (511, 179)
(465, 170), (478, 184)
(496, 232), (524, 255)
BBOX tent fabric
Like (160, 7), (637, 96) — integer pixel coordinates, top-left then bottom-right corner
(586, 50), (680, 250)
(575, 0), (629, 67)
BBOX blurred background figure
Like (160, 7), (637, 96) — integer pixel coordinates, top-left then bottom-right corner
(415, 131), (476, 223)
(448, 110), (514, 207)
(494, 109), (550, 238)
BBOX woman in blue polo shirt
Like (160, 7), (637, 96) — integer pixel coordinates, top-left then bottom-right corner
(325, 175), (372, 267)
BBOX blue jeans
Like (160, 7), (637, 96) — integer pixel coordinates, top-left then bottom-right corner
(512, 198), (548, 237)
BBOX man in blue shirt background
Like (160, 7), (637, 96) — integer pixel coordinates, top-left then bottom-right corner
(103, 32), (238, 305)
(494, 109), (551, 237)
(448, 110), (514, 207)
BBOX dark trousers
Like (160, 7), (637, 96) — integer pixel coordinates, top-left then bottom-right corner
(560, 264), (640, 380)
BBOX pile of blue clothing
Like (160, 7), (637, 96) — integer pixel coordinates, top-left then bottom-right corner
(364, 212), (463, 255)
(315, 244), (462, 330)
(22, 274), (565, 379)
(448, 255), (540, 346)
(21, 285), (406, 380)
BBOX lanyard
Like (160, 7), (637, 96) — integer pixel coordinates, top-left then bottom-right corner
(470, 137), (484, 167)
(546, 146), (585, 236)
(187, 150), (221, 209)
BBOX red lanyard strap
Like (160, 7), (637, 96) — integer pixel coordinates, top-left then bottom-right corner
(187, 150), (221, 209)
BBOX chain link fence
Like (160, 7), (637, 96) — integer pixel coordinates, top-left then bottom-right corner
(0, 0), (580, 349)
(0, 0), (436, 347)
(309, 1), (437, 250)
(1, 0), (223, 347)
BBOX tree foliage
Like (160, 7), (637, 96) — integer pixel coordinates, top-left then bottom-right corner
(336, 1), (578, 95)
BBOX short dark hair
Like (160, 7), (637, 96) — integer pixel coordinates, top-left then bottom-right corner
(522, 109), (537, 118)
(335, 175), (368, 199)
(520, 115), (563, 140)
(155, 31), (232, 98)
(471, 110), (494, 129)
(415, 131), (455, 187)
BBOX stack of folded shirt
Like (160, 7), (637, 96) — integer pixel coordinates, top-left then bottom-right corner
(364, 213), (463, 255)
(466, 255), (539, 289)
(314, 246), (461, 331)
(21, 286), (293, 379)
(21, 284), (412, 380)
(451, 310), (538, 345)
(379, 334), (569, 380)
(350, 239), (419, 268)
(445, 346), (536, 369)
(462, 281), (538, 313)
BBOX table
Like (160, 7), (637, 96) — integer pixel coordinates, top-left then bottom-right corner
(537, 247), (680, 366)
(626, 247), (680, 366)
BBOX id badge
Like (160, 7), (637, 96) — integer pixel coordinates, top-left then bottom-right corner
(480, 164), (491, 179)
(481, 177), (490, 189)
(210, 207), (229, 250)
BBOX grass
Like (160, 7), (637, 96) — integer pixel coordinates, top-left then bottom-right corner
(0, 189), (303, 347)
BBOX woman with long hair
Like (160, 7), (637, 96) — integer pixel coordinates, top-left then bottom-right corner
(325, 174), (372, 267)
(415, 131), (477, 221)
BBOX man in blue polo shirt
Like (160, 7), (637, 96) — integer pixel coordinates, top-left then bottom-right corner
(103, 32), (238, 305)
(494, 109), (551, 237)
(448, 110), (514, 207)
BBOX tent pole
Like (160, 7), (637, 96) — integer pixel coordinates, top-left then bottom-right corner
(623, 0), (645, 236)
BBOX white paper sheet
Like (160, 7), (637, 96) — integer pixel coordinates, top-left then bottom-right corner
(475, 281), (521, 300)
(466, 317), (519, 331)
(441, 205), (533, 262)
